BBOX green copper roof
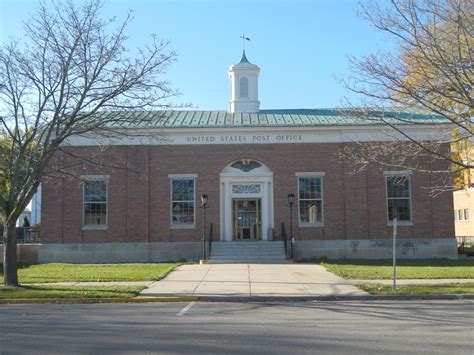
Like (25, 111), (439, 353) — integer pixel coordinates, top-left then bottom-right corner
(101, 108), (448, 129)
(238, 50), (251, 64)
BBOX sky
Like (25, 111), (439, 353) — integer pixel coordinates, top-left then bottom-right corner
(0, 0), (395, 111)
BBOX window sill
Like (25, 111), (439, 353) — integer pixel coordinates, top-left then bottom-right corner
(298, 223), (324, 228)
(387, 221), (413, 227)
(170, 225), (196, 230)
(82, 225), (107, 231)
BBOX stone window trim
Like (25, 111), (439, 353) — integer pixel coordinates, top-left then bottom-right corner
(384, 172), (413, 226)
(295, 172), (325, 177)
(169, 175), (197, 230)
(81, 175), (109, 231)
(296, 175), (324, 228)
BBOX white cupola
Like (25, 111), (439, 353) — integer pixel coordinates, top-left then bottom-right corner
(228, 51), (260, 113)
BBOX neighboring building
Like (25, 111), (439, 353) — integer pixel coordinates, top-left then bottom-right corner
(453, 141), (474, 237)
(17, 185), (41, 227)
(39, 52), (457, 262)
(453, 189), (473, 236)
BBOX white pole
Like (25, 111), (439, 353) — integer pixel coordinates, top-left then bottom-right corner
(393, 217), (397, 289)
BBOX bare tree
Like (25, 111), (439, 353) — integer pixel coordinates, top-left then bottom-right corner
(343, 0), (473, 188)
(0, 0), (178, 287)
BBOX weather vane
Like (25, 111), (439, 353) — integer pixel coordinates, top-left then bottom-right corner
(240, 34), (250, 51)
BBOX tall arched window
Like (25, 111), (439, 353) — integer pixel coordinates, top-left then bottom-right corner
(239, 77), (249, 98)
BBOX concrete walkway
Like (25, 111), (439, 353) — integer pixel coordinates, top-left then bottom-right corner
(139, 264), (368, 297)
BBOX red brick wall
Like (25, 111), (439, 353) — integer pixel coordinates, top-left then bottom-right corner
(41, 143), (455, 243)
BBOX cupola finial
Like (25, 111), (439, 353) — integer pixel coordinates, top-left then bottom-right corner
(240, 34), (250, 51)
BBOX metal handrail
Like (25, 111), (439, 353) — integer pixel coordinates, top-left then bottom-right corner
(208, 222), (213, 257)
(281, 222), (290, 259)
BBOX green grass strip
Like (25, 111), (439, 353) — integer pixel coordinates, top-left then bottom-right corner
(320, 259), (474, 280)
(1, 262), (178, 283)
(359, 283), (474, 295)
(0, 285), (145, 299)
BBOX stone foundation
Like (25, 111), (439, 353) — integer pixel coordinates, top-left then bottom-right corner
(293, 238), (458, 260)
(0, 244), (39, 264)
(32, 238), (458, 263)
(38, 242), (201, 263)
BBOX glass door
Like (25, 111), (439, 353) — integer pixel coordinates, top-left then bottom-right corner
(232, 199), (261, 240)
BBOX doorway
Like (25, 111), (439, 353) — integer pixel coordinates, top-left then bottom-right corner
(232, 199), (261, 240)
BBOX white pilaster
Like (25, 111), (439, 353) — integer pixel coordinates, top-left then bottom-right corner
(261, 181), (269, 240)
(219, 181), (224, 241)
(224, 182), (233, 241)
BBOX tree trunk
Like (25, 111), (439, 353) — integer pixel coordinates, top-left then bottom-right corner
(3, 221), (19, 287)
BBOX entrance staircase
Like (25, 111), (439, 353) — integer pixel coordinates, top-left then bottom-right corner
(208, 241), (287, 264)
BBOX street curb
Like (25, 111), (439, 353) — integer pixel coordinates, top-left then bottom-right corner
(0, 296), (201, 305)
(197, 294), (474, 302)
(1, 294), (473, 305)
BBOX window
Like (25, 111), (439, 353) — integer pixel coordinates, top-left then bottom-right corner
(83, 177), (108, 228)
(386, 175), (411, 222)
(298, 176), (323, 225)
(464, 209), (469, 221)
(240, 77), (249, 98)
(171, 178), (195, 228)
(458, 209), (464, 221)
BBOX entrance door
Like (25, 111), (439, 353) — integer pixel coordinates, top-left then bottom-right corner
(233, 199), (261, 240)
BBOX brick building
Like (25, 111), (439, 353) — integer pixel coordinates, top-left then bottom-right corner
(39, 52), (457, 262)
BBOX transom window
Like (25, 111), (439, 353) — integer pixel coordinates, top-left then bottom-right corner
(298, 177), (323, 225)
(232, 184), (261, 194)
(171, 178), (195, 228)
(83, 177), (108, 228)
(240, 77), (249, 98)
(386, 175), (411, 222)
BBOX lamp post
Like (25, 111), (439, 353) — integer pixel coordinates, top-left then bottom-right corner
(201, 194), (208, 260)
(287, 193), (295, 259)
(392, 209), (398, 289)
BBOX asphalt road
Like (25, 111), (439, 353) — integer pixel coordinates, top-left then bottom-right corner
(0, 300), (473, 354)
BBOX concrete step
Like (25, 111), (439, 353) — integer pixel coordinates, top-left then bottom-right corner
(211, 253), (286, 258)
(208, 261), (289, 264)
(212, 244), (284, 250)
(209, 241), (287, 264)
(211, 254), (286, 259)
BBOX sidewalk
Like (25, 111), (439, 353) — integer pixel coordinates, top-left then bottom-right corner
(139, 264), (368, 297)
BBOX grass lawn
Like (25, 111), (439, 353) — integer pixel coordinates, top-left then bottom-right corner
(360, 283), (474, 295)
(0, 285), (144, 299)
(321, 259), (474, 280)
(0, 263), (178, 283)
